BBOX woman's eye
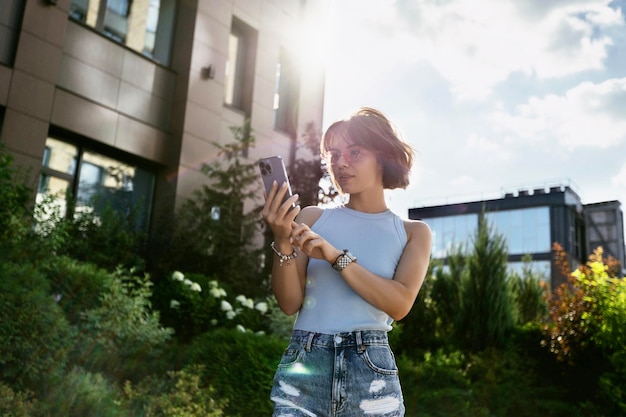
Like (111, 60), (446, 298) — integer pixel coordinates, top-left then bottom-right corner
(349, 149), (361, 159)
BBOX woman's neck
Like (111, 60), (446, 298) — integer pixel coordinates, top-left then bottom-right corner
(345, 190), (388, 213)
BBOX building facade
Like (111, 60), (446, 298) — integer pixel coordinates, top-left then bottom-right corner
(0, 0), (326, 237)
(409, 184), (626, 288)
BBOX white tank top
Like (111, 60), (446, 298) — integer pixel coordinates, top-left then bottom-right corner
(293, 206), (408, 334)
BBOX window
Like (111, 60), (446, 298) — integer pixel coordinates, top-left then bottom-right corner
(485, 207), (551, 255)
(425, 214), (478, 259)
(224, 17), (257, 115)
(38, 137), (155, 232)
(506, 260), (551, 282)
(0, 0), (26, 66)
(68, 0), (176, 64)
(274, 46), (300, 137)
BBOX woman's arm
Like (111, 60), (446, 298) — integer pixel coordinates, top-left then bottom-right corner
(269, 207), (322, 315)
(338, 220), (432, 321)
(292, 219), (432, 321)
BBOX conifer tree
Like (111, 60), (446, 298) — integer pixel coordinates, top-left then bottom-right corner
(456, 216), (515, 351)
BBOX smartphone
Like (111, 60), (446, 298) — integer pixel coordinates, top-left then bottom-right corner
(259, 156), (294, 205)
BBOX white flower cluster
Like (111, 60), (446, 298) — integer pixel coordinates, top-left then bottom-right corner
(171, 271), (202, 292)
(170, 271), (272, 333)
(209, 280), (227, 298)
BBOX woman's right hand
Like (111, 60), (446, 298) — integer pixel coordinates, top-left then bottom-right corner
(261, 181), (301, 242)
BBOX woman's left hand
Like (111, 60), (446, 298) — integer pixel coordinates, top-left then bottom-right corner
(291, 223), (341, 264)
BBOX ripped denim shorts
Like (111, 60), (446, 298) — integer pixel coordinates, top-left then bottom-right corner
(270, 329), (405, 417)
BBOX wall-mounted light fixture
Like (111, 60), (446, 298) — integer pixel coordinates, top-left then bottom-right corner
(201, 65), (215, 80)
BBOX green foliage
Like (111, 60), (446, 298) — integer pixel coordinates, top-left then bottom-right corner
(0, 383), (37, 417)
(34, 194), (147, 271)
(188, 328), (285, 417)
(157, 271), (283, 342)
(39, 256), (114, 324)
(510, 254), (549, 325)
(456, 217), (515, 351)
(123, 365), (226, 417)
(400, 347), (574, 417)
(39, 367), (125, 417)
(396, 261), (441, 353)
(289, 121), (326, 207)
(543, 244), (626, 413)
(72, 267), (174, 382)
(0, 146), (34, 260)
(167, 120), (265, 297)
(0, 262), (73, 392)
(0, 145), (31, 227)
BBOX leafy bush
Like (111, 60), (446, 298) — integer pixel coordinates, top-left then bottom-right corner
(164, 122), (266, 298)
(157, 271), (289, 342)
(543, 244), (626, 413)
(188, 328), (285, 417)
(0, 262), (73, 392)
(400, 347), (575, 417)
(0, 146), (35, 261)
(40, 256), (114, 324)
(0, 383), (37, 417)
(123, 365), (226, 417)
(34, 195), (147, 271)
(510, 254), (549, 325)
(71, 267), (174, 382)
(39, 367), (125, 417)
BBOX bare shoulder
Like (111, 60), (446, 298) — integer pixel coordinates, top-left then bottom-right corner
(403, 219), (432, 243)
(295, 205), (324, 227)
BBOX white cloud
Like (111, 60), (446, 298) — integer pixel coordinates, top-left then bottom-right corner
(613, 163), (626, 187)
(489, 77), (626, 149)
(326, 0), (624, 101)
(465, 133), (511, 160)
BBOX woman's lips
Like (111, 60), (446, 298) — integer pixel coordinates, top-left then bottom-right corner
(337, 173), (353, 184)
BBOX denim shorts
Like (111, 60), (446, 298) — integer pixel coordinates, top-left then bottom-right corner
(270, 329), (405, 417)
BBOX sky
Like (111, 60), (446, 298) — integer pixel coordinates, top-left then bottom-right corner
(317, 0), (626, 220)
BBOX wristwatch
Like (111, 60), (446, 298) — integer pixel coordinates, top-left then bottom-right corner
(332, 249), (357, 272)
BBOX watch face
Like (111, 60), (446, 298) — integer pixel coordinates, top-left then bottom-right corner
(333, 251), (356, 271)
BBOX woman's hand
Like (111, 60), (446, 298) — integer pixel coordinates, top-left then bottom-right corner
(291, 222), (341, 264)
(261, 181), (301, 242)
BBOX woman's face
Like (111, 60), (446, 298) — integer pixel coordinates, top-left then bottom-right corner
(325, 135), (383, 195)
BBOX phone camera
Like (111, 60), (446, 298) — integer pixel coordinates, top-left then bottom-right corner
(259, 161), (272, 175)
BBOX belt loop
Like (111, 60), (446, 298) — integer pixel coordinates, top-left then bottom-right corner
(305, 332), (315, 352)
(355, 331), (366, 353)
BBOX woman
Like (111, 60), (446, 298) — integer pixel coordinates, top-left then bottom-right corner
(262, 107), (432, 416)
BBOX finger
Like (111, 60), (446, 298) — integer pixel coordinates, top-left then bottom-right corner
(269, 182), (290, 212)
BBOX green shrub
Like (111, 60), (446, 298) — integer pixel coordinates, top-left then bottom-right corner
(0, 383), (37, 417)
(123, 365), (226, 417)
(189, 328), (285, 417)
(164, 122), (266, 298)
(39, 256), (113, 324)
(0, 146), (35, 261)
(510, 254), (549, 325)
(0, 262), (73, 392)
(72, 267), (174, 382)
(38, 367), (125, 417)
(34, 195), (147, 271)
(399, 348), (575, 417)
(157, 271), (289, 342)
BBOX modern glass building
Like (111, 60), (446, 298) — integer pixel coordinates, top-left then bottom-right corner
(409, 184), (625, 289)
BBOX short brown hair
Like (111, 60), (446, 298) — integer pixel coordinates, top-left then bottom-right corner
(321, 107), (414, 190)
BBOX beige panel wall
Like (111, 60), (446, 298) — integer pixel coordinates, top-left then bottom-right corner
(175, 0), (326, 212)
(0, 0), (70, 190)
